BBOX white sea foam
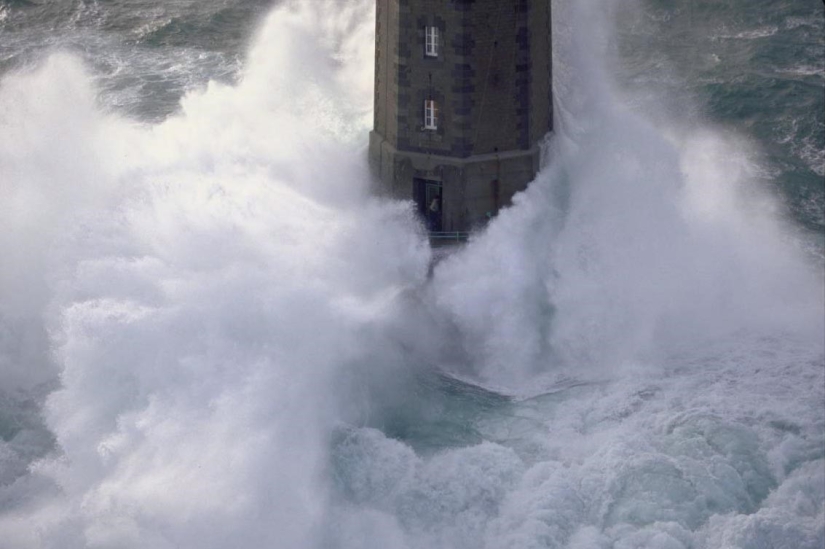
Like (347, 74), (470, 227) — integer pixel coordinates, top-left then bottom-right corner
(0, 2), (425, 546)
(0, 0), (822, 548)
(713, 25), (780, 41)
(432, 0), (823, 390)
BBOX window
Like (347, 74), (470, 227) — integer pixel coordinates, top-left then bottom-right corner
(424, 99), (438, 130)
(425, 26), (439, 57)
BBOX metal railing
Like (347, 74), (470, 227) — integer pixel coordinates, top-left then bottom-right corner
(429, 231), (470, 244)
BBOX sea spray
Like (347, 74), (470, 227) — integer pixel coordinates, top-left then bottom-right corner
(0, 2), (430, 547)
(431, 0), (823, 390)
(0, 0), (821, 548)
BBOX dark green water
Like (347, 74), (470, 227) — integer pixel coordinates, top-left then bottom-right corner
(618, 0), (824, 237)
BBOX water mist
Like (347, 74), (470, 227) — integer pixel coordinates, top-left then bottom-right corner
(0, 0), (821, 548)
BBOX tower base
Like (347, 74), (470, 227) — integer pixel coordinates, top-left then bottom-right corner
(369, 131), (542, 233)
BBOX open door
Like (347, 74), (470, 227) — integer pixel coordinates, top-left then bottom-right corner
(414, 178), (442, 231)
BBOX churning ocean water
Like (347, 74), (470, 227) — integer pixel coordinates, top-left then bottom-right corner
(0, 0), (823, 548)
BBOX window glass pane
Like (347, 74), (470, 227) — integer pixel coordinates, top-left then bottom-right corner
(425, 26), (438, 57)
(424, 100), (437, 129)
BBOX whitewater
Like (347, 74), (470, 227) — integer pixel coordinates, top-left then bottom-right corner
(0, 0), (823, 548)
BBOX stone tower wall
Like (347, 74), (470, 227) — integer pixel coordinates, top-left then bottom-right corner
(371, 0), (552, 232)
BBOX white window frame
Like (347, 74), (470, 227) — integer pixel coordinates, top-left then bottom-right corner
(425, 26), (439, 57)
(424, 99), (438, 130)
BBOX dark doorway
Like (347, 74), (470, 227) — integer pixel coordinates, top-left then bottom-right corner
(414, 178), (442, 232)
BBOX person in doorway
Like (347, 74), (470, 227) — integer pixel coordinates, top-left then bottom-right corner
(428, 197), (440, 231)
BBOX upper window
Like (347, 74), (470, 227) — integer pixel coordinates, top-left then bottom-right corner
(424, 99), (438, 130)
(425, 26), (439, 57)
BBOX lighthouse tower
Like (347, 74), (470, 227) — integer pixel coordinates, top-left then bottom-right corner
(369, 0), (552, 234)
